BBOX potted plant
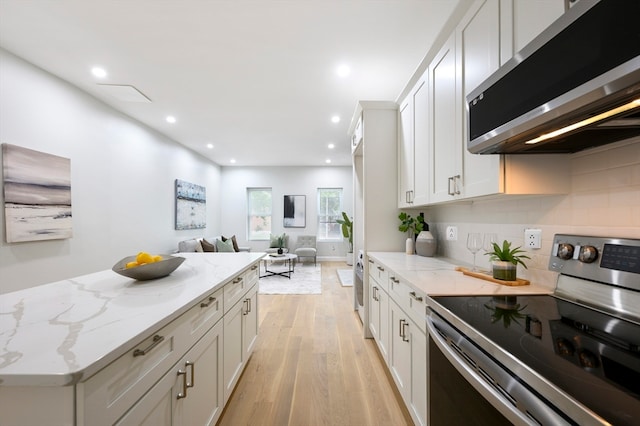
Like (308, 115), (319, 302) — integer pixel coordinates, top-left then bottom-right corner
(336, 212), (353, 265)
(485, 240), (530, 280)
(398, 212), (425, 254)
(276, 235), (285, 255)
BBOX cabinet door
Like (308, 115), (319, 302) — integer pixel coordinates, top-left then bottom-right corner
(377, 285), (390, 362)
(429, 33), (458, 203)
(409, 321), (427, 426)
(243, 285), (259, 360)
(182, 320), (224, 426)
(223, 298), (244, 403)
(114, 371), (177, 426)
(412, 75), (430, 206)
(388, 299), (411, 399)
(398, 98), (414, 207)
(458, 0), (502, 199)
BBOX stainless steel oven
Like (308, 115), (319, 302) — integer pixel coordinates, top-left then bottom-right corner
(427, 234), (640, 425)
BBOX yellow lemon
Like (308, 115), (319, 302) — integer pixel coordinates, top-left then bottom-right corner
(136, 251), (153, 265)
(153, 255), (163, 262)
(125, 261), (139, 269)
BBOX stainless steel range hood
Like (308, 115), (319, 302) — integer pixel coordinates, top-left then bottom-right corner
(467, 0), (640, 155)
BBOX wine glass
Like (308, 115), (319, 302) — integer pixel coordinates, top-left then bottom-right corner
(467, 233), (483, 271)
(483, 233), (498, 272)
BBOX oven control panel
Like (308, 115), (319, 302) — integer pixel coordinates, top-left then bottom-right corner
(549, 234), (640, 291)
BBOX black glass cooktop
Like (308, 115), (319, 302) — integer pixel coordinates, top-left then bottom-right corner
(432, 295), (640, 426)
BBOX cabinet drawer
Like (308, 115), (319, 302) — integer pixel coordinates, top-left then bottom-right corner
(223, 267), (255, 314)
(389, 275), (427, 333)
(368, 257), (389, 292)
(80, 312), (191, 425)
(184, 286), (224, 345)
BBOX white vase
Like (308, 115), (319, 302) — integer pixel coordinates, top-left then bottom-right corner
(346, 252), (353, 266)
(415, 231), (437, 257)
(405, 237), (414, 255)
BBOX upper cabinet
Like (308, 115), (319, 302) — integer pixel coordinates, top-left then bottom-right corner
(398, 73), (429, 207)
(398, 0), (570, 207)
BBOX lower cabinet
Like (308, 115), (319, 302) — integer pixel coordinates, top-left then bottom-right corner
(368, 274), (389, 361)
(224, 284), (258, 403)
(368, 259), (427, 426)
(115, 320), (224, 426)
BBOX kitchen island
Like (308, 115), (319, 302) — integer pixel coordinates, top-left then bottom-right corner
(0, 252), (264, 426)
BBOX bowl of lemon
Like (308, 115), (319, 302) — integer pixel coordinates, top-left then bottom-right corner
(112, 251), (185, 281)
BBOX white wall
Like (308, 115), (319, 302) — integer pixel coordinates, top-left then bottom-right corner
(411, 139), (640, 289)
(220, 166), (353, 259)
(0, 49), (222, 293)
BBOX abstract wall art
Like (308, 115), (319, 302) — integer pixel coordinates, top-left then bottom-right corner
(2, 143), (73, 243)
(283, 194), (305, 228)
(175, 179), (206, 230)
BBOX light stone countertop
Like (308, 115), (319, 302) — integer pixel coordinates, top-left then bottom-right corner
(367, 252), (554, 296)
(0, 252), (264, 387)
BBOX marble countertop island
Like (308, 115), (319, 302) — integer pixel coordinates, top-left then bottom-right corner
(0, 252), (264, 387)
(367, 252), (554, 296)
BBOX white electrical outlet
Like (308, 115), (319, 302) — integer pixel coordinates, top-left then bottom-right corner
(525, 228), (542, 249)
(446, 226), (458, 241)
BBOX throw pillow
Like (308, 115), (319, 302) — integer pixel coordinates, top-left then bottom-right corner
(222, 235), (240, 252)
(216, 238), (235, 253)
(201, 238), (217, 252)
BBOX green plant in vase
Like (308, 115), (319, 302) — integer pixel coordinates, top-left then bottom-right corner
(398, 212), (424, 237)
(485, 240), (530, 281)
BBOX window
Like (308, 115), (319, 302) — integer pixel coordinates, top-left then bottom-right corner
(247, 188), (272, 240)
(317, 188), (343, 240)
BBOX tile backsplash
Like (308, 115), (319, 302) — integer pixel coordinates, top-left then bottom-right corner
(423, 138), (640, 290)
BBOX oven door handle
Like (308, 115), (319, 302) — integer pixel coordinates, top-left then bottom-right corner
(427, 314), (571, 426)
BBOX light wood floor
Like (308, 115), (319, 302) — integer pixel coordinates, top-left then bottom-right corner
(217, 261), (412, 426)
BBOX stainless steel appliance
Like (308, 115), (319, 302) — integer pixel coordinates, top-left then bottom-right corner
(427, 234), (640, 425)
(467, 0), (640, 155)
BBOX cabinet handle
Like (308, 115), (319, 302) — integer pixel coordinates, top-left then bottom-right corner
(133, 334), (164, 357)
(177, 370), (188, 399)
(409, 291), (423, 302)
(390, 277), (399, 284)
(402, 321), (410, 342)
(233, 277), (243, 284)
(248, 297), (252, 313)
(399, 319), (404, 338)
(200, 296), (217, 308)
(368, 259), (374, 264)
(186, 361), (195, 388)
(251, 265), (258, 270)
(448, 176), (455, 196)
(377, 266), (385, 272)
(453, 175), (461, 195)
(243, 298), (251, 315)
(372, 286), (378, 301)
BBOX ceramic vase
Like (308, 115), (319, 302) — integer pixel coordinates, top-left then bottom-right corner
(492, 261), (517, 281)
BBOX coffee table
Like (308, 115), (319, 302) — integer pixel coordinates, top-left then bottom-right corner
(260, 253), (298, 279)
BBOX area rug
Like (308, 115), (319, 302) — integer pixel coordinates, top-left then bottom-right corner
(337, 269), (353, 287)
(258, 262), (322, 294)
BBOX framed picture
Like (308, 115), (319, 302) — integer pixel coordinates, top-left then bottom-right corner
(175, 179), (206, 230)
(283, 195), (305, 228)
(2, 144), (73, 243)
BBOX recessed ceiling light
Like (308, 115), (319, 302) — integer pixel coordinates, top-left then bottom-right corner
(336, 64), (351, 78)
(328, 143), (335, 149)
(91, 67), (107, 78)
(166, 116), (176, 124)
(331, 115), (340, 123)
(325, 159), (332, 164)
(230, 158), (236, 164)
(206, 143), (214, 149)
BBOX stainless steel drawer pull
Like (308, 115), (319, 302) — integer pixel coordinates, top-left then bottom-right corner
(200, 296), (217, 308)
(251, 264), (258, 270)
(177, 370), (188, 399)
(133, 334), (164, 357)
(233, 277), (243, 284)
(377, 266), (385, 272)
(409, 291), (423, 302)
(368, 259), (374, 263)
(186, 361), (195, 388)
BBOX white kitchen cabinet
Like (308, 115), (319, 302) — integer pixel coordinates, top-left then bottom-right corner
(115, 319), (224, 426)
(349, 101), (404, 334)
(398, 73), (430, 207)
(426, 0), (569, 204)
(500, 0), (565, 65)
(223, 281), (258, 403)
(368, 260), (389, 362)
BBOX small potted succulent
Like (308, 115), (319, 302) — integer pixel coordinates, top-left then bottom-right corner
(276, 235), (285, 255)
(485, 240), (530, 281)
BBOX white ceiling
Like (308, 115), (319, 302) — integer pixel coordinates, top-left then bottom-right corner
(0, 0), (459, 167)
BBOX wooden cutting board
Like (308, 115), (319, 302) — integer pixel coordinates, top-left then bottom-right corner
(455, 266), (530, 286)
